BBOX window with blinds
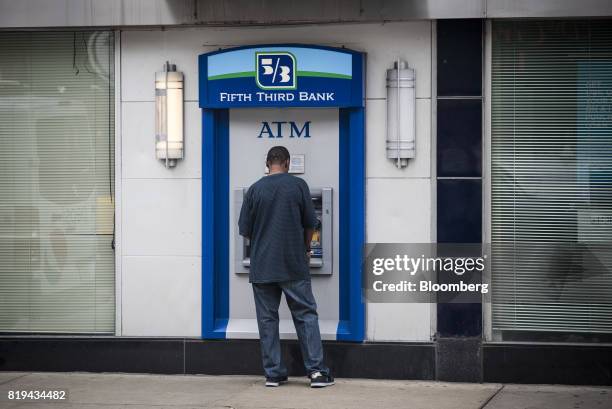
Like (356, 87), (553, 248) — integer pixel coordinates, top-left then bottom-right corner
(0, 32), (115, 334)
(490, 20), (612, 341)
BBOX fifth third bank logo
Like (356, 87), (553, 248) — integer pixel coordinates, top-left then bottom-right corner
(256, 52), (297, 90)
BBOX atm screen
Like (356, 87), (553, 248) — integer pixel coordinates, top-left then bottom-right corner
(311, 197), (323, 258)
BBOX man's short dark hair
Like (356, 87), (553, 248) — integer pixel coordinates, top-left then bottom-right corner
(266, 146), (290, 165)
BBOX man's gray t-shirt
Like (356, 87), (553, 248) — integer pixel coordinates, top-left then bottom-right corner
(238, 172), (318, 283)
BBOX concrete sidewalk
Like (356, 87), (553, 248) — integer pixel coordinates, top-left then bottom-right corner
(0, 372), (610, 409)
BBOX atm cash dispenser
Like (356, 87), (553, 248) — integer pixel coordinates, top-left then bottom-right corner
(199, 44), (365, 341)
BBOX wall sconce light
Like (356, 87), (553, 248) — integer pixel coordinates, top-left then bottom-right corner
(386, 60), (415, 168)
(155, 61), (184, 168)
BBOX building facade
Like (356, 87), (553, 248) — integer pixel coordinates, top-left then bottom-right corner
(1, 0), (611, 384)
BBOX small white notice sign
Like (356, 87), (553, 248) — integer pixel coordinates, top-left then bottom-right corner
(289, 154), (305, 174)
(264, 154), (305, 174)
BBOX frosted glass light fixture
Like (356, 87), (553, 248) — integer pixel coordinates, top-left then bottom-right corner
(155, 62), (184, 168)
(386, 60), (415, 168)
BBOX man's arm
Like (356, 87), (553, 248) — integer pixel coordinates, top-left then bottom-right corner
(238, 188), (253, 239)
(300, 181), (318, 253)
(304, 228), (314, 252)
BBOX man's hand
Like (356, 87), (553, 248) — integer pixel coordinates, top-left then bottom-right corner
(304, 227), (314, 266)
(304, 228), (314, 252)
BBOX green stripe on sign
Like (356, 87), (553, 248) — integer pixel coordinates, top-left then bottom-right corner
(208, 70), (352, 81)
(208, 71), (255, 80)
(298, 71), (352, 79)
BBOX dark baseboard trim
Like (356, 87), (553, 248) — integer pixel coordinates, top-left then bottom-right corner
(436, 337), (482, 382)
(0, 338), (435, 380)
(0, 338), (184, 374)
(2, 337), (610, 385)
(483, 343), (612, 386)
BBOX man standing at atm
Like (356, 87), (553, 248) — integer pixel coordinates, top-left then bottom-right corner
(238, 145), (334, 388)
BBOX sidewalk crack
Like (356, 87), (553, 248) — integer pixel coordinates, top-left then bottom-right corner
(479, 384), (505, 409)
(0, 373), (31, 386)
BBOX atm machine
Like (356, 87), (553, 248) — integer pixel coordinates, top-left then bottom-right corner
(235, 185), (333, 273)
(199, 45), (365, 341)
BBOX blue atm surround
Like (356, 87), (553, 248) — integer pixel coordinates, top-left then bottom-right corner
(199, 44), (365, 341)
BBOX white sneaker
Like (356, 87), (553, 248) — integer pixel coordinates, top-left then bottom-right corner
(310, 371), (335, 388)
(265, 376), (288, 387)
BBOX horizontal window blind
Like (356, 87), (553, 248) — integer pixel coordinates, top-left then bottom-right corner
(0, 32), (115, 333)
(491, 20), (612, 338)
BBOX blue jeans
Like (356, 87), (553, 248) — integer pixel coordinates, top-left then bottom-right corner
(252, 279), (329, 379)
